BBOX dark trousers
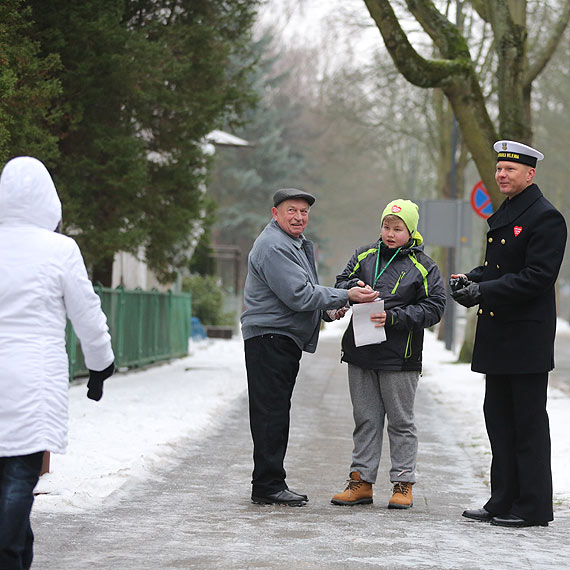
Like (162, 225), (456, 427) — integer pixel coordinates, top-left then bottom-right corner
(0, 452), (44, 570)
(244, 334), (302, 496)
(483, 373), (553, 522)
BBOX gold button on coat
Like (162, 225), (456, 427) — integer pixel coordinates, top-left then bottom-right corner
(478, 309), (483, 314)
(488, 237), (493, 243)
(496, 264), (500, 269)
(490, 311), (495, 317)
(501, 239), (506, 245)
(484, 261), (488, 266)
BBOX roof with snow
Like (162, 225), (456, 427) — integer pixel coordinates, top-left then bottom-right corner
(205, 129), (249, 147)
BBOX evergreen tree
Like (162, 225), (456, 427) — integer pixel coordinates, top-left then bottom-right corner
(188, 198), (218, 277)
(124, 0), (260, 283)
(28, 0), (147, 285)
(23, 0), (260, 285)
(0, 0), (61, 165)
(207, 29), (306, 284)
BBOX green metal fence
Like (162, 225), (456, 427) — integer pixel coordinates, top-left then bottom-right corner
(66, 286), (192, 379)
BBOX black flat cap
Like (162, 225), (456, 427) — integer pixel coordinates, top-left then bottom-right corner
(273, 187), (316, 207)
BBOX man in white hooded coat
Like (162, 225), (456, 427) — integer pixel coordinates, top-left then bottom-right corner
(0, 156), (115, 569)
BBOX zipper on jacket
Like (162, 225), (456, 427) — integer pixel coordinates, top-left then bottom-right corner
(408, 253), (429, 297)
(349, 247), (378, 277)
(404, 330), (413, 359)
(391, 271), (406, 294)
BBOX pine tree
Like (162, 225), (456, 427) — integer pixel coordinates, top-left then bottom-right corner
(0, 0), (61, 165)
(23, 0), (261, 284)
(207, 29), (306, 284)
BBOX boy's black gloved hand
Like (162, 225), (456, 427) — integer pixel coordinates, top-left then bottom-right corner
(450, 281), (482, 308)
(87, 362), (115, 401)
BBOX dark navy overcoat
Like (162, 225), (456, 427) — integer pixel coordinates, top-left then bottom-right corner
(467, 184), (567, 374)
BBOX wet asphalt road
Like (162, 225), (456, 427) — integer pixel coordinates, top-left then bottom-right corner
(32, 334), (570, 569)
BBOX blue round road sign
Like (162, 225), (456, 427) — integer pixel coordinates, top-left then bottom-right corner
(470, 180), (493, 219)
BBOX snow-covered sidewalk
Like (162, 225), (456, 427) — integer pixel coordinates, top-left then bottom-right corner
(34, 337), (248, 512)
(34, 318), (570, 513)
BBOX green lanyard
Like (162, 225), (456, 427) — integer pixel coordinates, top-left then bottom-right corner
(373, 243), (401, 288)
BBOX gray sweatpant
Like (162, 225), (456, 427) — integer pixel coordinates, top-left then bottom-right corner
(348, 364), (419, 484)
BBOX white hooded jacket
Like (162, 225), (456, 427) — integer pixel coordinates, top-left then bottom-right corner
(0, 156), (114, 456)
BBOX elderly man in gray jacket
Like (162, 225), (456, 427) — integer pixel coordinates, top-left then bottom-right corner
(241, 188), (378, 506)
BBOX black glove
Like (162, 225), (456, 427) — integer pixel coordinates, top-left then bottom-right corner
(87, 362), (115, 401)
(449, 275), (469, 292)
(450, 280), (482, 308)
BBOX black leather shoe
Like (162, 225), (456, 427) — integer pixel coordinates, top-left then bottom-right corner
(462, 507), (495, 521)
(251, 489), (307, 507)
(490, 514), (548, 528)
(286, 488), (309, 502)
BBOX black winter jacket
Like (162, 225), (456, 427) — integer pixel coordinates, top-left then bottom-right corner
(336, 239), (446, 371)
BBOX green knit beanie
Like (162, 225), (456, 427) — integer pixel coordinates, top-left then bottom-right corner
(381, 199), (424, 246)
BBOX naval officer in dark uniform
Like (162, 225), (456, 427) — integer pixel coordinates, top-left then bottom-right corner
(450, 140), (567, 528)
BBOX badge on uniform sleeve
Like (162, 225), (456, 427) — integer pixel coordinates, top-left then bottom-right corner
(513, 226), (522, 237)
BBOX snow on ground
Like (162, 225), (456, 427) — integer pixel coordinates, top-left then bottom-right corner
(34, 337), (248, 512)
(34, 317), (570, 513)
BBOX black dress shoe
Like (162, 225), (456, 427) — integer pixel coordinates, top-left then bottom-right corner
(251, 489), (307, 507)
(490, 514), (548, 528)
(462, 507), (495, 521)
(286, 488), (309, 502)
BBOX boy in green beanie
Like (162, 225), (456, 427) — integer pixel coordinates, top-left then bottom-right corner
(331, 199), (446, 508)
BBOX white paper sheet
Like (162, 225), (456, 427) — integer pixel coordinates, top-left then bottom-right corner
(352, 299), (386, 347)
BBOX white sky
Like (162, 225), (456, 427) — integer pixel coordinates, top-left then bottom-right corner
(256, 0), (381, 69)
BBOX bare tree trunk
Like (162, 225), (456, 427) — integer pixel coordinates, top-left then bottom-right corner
(457, 309), (477, 363)
(363, 0), (570, 207)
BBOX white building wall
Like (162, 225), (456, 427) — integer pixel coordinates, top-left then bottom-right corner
(111, 249), (170, 292)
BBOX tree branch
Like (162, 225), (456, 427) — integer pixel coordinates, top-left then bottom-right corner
(363, 0), (471, 88)
(524, 0), (570, 85)
(405, 0), (470, 60)
(470, 0), (489, 22)
(363, 0), (499, 204)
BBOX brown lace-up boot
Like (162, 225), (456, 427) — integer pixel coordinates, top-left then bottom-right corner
(388, 481), (413, 509)
(331, 471), (373, 506)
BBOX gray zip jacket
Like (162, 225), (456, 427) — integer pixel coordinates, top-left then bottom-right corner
(241, 220), (348, 352)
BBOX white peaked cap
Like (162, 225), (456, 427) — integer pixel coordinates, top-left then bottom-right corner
(493, 140), (544, 167)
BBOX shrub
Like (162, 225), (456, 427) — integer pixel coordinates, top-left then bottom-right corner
(182, 275), (233, 326)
